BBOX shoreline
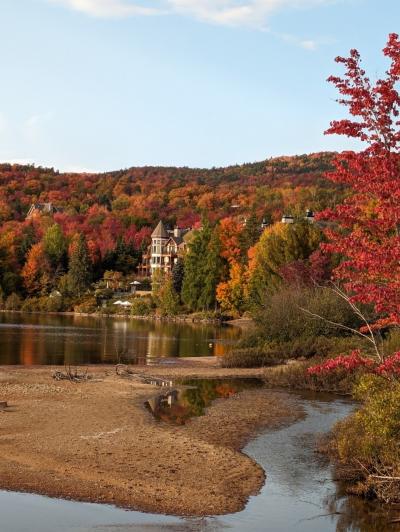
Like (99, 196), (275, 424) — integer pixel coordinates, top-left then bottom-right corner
(0, 309), (245, 326)
(0, 360), (302, 516)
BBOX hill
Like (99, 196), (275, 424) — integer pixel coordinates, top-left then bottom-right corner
(0, 151), (345, 298)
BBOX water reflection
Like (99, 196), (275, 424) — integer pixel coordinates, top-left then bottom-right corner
(145, 378), (263, 425)
(0, 313), (241, 365)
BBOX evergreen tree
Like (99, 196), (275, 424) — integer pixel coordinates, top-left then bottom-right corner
(172, 258), (185, 295)
(68, 233), (92, 297)
(199, 228), (223, 311)
(18, 223), (37, 266)
(181, 225), (210, 311)
(158, 276), (180, 316)
(240, 209), (261, 260)
(182, 222), (224, 312)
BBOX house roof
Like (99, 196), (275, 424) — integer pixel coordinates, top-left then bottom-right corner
(151, 220), (169, 239)
(166, 235), (183, 246)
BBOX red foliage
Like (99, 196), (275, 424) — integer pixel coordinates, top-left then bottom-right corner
(320, 33), (400, 327)
(376, 352), (400, 377)
(307, 350), (375, 375)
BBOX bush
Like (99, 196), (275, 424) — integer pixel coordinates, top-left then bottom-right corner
(130, 297), (153, 316)
(262, 359), (360, 394)
(21, 297), (41, 312)
(41, 295), (64, 312)
(253, 286), (365, 344)
(329, 375), (400, 503)
(4, 293), (21, 311)
(222, 347), (284, 368)
(74, 296), (98, 314)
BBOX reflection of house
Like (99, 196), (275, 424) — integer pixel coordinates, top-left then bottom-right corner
(26, 202), (61, 220)
(138, 221), (193, 277)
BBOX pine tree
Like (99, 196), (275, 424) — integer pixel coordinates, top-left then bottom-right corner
(200, 228), (223, 311)
(68, 234), (92, 298)
(172, 258), (185, 295)
(240, 209), (261, 260)
(181, 227), (208, 311)
(182, 222), (224, 311)
(158, 275), (180, 316)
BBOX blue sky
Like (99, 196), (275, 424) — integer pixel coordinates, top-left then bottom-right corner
(0, 0), (397, 171)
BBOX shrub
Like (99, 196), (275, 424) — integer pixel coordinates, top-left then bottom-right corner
(253, 286), (365, 344)
(41, 295), (64, 312)
(221, 347), (284, 368)
(130, 297), (153, 316)
(74, 296), (98, 314)
(329, 375), (400, 503)
(261, 358), (360, 394)
(21, 297), (41, 312)
(4, 293), (21, 311)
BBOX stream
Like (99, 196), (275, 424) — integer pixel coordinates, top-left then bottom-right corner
(1, 391), (398, 532)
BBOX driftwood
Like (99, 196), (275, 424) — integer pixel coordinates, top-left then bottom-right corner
(52, 366), (92, 383)
(0, 401), (8, 409)
(115, 364), (136, 378)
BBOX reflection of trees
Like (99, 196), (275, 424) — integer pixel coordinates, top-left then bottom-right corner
(149, 379), (262, 425)
(324, 484), (399, 532)
(0, 314), (242, 366)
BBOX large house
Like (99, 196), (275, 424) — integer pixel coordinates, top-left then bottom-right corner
(138, 221), (192, 277)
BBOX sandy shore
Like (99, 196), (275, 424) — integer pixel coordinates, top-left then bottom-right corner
(0, 359), (303, 516)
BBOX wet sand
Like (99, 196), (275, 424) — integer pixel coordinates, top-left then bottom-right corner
(0, 360), (303, 516)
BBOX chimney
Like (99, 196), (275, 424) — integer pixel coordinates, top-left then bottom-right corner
(174, 227), (182, 238)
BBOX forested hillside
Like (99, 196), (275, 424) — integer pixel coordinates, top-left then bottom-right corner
(0, 151), (344, 302)
(0, 151), (339, 226)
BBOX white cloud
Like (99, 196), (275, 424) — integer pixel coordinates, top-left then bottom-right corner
(48, 0), (163, 18)
(48, 0), (335, 28)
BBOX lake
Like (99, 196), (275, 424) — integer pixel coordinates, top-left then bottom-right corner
(0, 312), (241, 365)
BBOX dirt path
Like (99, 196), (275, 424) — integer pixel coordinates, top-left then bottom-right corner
(0, 361), (302, 516)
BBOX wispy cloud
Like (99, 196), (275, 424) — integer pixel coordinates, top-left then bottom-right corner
(48, 0), (163, 18)
(48, 0), (336, 29)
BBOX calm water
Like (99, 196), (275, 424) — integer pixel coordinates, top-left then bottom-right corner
(1, 393), (398, 531)
(146, 378), (264, 425)
(0, 312), (241, 365)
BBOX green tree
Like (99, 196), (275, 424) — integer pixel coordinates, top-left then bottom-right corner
(158, 276), (180, 316)
(247, 221), (322, 307)
(43, 224), (67, 274)
(240, 210), (261, 259)
(200, 227), (223, 311)
(182, 222), (224, 311)
(68, 233), (92, 297)
(172, 258), (185, 295)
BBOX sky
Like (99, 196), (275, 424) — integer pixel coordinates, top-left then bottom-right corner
(0, 0), (397, 172)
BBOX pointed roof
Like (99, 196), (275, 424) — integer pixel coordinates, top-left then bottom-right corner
(151, 220), (169, 239)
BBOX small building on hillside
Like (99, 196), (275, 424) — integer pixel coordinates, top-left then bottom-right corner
(138, 221), (193, 277)
(281, 210), (315, 224)
(26, 202), (61, 220)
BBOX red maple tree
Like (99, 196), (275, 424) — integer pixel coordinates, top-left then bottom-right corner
(308, 35), (400, 378)
(320, 33), (400, 330)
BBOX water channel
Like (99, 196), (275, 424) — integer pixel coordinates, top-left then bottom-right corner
(1, 393), (398, 531)
(0, 314), (399, 530)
